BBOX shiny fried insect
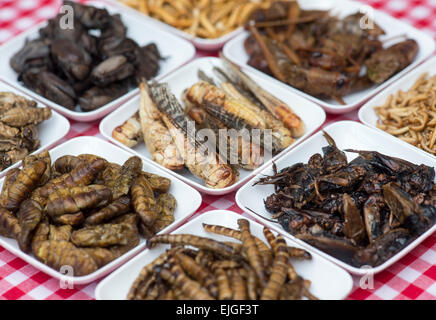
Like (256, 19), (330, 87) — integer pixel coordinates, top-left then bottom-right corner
(17, 199), (42, 252)
(141, 172), (171, 193)
(31, 218), (49, 254)
(82, 247), (115, 268)
(153, 193), (176, 232)
(84, 196), (131, 225)
(1, 160), (46, 211)
(105, 156), (142, 199)
(46, 185), (112, 217)
(52, 155), (84, 176)
(213, 267), (232, 300)
(0, 107), (51, 127)
(71, 223), (132, 247)
(49, 224), (72, 241)
(0, 168), (20, 204)
(22, 151), (51, 185)
(51, 212), (84, 227)
(132, 175), (157, 226)
(0, 207), (21, 239)
(230, 269), (247, 300)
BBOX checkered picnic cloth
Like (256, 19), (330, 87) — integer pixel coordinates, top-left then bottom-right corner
(0, 0), (434, 300)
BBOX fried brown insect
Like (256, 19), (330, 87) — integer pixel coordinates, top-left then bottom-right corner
(175, 251), (218, 298)
(261, 235), (289, 300)
(82, 247), (115, 268)
(84, 196), (131, 225)
(0, 207), (21, 239)
(230, 269), (247, 300)
(51, 212), (84, 226)
(131, 175), (157, 226)
(106, 156), (142, 200)
(141, 172), (171, 193)
(49, 224), (72, 241)
(52, 155), (84, 176)
(46, 185), (112, 217)
(34, 240), (98, 276)
(246, 266), (258, 300)
(0, 168), (20, 204)
(238, 219), (266, 285)
(211, 260), (240, 269)
(1, 160), (47, 211)
(22, 151), (52, 186)
(0, 122), (20, 139)
(160, 256), (214, 300)
(154, 193), (176, 232)
(31, 218), (49, 254)
(0, 107), (51, 127)
(17, 199), (42, 252)
(148, 234), (241, 259)
(195, 250), (215, 268)
(71, 223), (132, 247)
(213, 267), (232, 300)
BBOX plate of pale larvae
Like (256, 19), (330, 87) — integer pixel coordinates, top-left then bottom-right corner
(100, 57), (326, 195)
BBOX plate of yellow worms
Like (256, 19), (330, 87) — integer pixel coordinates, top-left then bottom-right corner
(0, 136), (201, 284)
(95, 210), (353, 300)
(99, 57), (326, 195)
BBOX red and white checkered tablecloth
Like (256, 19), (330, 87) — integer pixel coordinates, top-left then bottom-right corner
(0, 0), (435, 300)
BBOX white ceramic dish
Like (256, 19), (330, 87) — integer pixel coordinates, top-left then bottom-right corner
(359, 55), (436, 159)
(99, 57), (326, 195)
(0, 1), (195, 122)
(0, 80), (70, 178)
(222, 0), (436, 114)
(0, 136), (202, 285)
(107, 0), (243, 51)
(95, 210), (353, 300)
(235, 121), (436, 275)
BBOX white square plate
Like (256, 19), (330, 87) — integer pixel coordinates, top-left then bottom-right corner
(235, 121), (436, 275)
(0, 136), (202, 285)
(0, 80), (70, 178)
(359, 55), (436, 159)
(95, 210), (353, 300)
(107, 0), (244, 51)
(99, 57), (326, 195)
(0, 1), (195, 122)
(222, 0), (436, 114)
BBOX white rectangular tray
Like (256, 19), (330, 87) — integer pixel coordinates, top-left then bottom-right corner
(95, 210), (353, 300)
(222, 0), (435, 114)
(235, 121), (436, 275)
(359, 55), (436, 159)
(0, 1), (195, 122)
(0, 80), (70, 178)
(0, 136), (202, 285)
(99, 57), (326, 195)
(107, 0), (243, 51)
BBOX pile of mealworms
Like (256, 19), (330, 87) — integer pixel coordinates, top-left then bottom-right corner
(374, 73), (436, 155)
(128, 218), (318, 300)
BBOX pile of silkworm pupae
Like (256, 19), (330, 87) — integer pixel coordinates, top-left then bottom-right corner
(128, 218), (318, 300)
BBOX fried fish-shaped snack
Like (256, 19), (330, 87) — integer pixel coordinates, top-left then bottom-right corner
(49, 225), (72, 241)
(1, 160), (47, 211)
(0, 168), (20, 203)
(141, 172), (171, 193)
(105, 156), (142, 199)
(132, 175), (157, 226)
(32, 157), (106, 202)
(51, 212), (84, 227)
(17, 199), (42, 252)
(0, 107), (51, 127)
(84, 196), (131, 225)
(34, 240), (98, 276)
(46, 185), (112, 217)
(71, 223), (132, 247)
(22, 150), (51, 185)
(52, 155), (84, 176)
(154, 193), (176, 232)
(0, 207), (21, 239)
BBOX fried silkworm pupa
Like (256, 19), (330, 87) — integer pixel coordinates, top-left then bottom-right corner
(175, 251), (218, 298)
(17, 199), (42, 252)
(84, 196), (131, 225)
(52, 155), (84, 176)
(141, 172), (171, 193)
(71, 223), (133, 247)
(51, 212), (84, 227)
(1, 159), (47, 211)
(261, 235), (289, 300)
(160, 256), (214, 300)
(46, 185), (112, 217)
(31, 218), (49, 254)
(22, 151), (51, 186)
(147, 234), (240, 259)
(132, 175), (157, 226)
(34, 240), (98, 276)
(106, 156), (142, 200)
(0, 107), (51, 127)
(153, 193), (176, 232)
(0, 122), (20, 139)
(238, 219), (267, 285)
(32, 157), (106, 203)
(49, 224), (72, 241)
(0, 207), (21, 239)
(82, 247), (115, 268)
(107, 220), (140, 258)
(0, 168), (20, 203)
